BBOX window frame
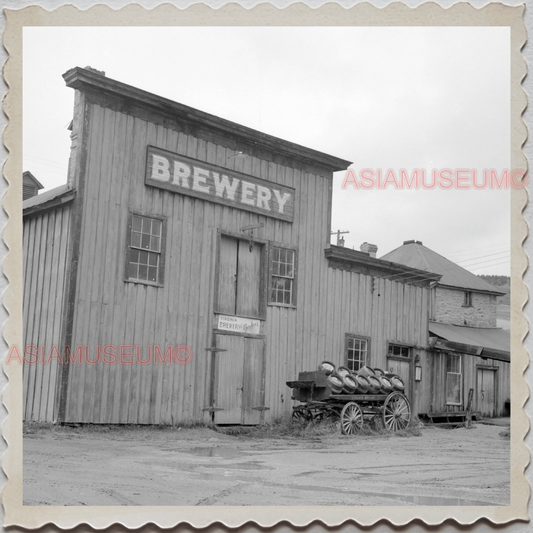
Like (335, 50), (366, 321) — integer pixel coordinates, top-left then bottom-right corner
(345, 334), (370, 373)
(124, 211), (167, 287)
(268, 243), (298, 308)
(445, 353), (463, 406)
(463, 291), (473, 307)
(387, 342), (413, 361)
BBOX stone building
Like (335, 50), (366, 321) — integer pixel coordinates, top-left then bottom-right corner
(382, 240), (510, 419)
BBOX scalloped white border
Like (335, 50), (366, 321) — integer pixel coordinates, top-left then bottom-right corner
(2, 2), (529, 529)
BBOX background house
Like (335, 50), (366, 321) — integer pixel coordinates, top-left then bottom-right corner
(382, 240), (510, 419)
(22, 171), (43, 200)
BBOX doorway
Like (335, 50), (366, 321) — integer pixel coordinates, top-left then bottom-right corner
(387, 358), (411, 400)
(216, 234), (265, 319)
(213, 334), (265, 425)
(477, 367), (497, 417)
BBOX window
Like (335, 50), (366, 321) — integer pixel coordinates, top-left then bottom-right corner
(269, 246), (296, 306)
(464, 291), (473, 307)
(345, 335), (369, 372)
(388, 344), (411, 358)
(446, 353), (462, 405)
(126, 213), (165, 286)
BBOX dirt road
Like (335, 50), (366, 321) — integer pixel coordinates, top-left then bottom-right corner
(23, 421), (509, 506)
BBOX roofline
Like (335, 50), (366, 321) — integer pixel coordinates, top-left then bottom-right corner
(325, 245), (442, 285)
(63, 67), (353, 173)
(431, 337), (510, 362)
(23, 184), (76, 217)
(437, 282), (506, 296)
(23, 170), (44, 189)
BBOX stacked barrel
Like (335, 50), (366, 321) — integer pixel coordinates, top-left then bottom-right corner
(318, 361), (405, 395)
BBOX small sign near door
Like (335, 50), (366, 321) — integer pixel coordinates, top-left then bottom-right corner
(218, 315), (261, 335)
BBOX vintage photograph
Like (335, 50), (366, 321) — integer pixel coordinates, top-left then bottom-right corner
(16, 18), (519, 518)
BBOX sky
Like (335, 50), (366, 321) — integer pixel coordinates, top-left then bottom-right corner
(23, 26), (511, 275)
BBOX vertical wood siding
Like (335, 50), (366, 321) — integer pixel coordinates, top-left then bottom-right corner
(423, 351), (510, 416)
(23, 205), (71, 421)
(63, 101), (434, 424)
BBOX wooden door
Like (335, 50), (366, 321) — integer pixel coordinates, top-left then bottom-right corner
(214, 334), (264, 424)
(387, 358), (411, 400)
(477, 368), (496, 417)
(216, 235), (263, 319)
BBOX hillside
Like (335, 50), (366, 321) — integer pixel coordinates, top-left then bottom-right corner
(478, 275), (510, 305)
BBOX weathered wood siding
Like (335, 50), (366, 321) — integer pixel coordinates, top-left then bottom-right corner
(422, 351), (510, 416)
(60, 84), (431, 424)
(23, 205), (71, 421)
(63, 100), (339, 424)
(265, 272), (430, 418)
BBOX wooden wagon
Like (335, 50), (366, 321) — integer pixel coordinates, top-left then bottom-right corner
(287, 370), (411, 434)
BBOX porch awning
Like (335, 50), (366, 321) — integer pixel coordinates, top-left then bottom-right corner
(429, 322), (510, 363)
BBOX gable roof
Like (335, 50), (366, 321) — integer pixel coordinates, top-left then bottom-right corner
(380, 240), (505, 295)
(23, 184), (76, 217)
(23, 171), (44, 190)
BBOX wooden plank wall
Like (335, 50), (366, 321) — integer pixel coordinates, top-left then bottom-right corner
(266, 272), (430, 418)
(64, 103), (329, 424)
(23, 205), (71, 422)
(423, 351), (510, 416)
(64, 100), (432, 424)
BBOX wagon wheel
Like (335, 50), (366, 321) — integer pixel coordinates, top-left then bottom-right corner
(382, 392), (411, 431)
(340, 402), (364, 435)
(292, 406), (313, 424)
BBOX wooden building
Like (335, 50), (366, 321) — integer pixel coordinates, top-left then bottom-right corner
(382, 241), (510, 419)
(23, 67), (438, 425)
(22, 171), (44, 200)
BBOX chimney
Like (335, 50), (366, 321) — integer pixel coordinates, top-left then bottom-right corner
(360, 242), (378, 258)
(84, 66), (106, 76)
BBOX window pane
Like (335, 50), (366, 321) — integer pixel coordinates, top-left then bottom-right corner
(151, 236), (160, 252)
(141, 233), (151, 249)
(286, 258), (294, 277)
(148, 252), (158, 266)
(130, 249), (139, 263)
(138, 264), (148, 280)
(131, 231), (141, 248)
(148, 266), (158, 283)
(132, 215), (142, 231)
(139, 250), (149, 265)
(142, 217), (151, 233)
(152, 219), (162, 237)
(283, 289), (291, 305)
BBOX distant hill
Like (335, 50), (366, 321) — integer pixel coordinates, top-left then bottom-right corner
(478, 275), (510, 305)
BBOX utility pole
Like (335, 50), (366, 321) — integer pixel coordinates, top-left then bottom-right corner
(330, 230), (349, 247)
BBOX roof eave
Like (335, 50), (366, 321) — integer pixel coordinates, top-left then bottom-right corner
(325, 245), (441, 285)
(63, 67), (353, 173)
(438, 282), (506, 297)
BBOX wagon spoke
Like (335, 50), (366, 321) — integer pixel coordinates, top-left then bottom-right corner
(340, 402), (364, 435)
(382, 392), (411, 432)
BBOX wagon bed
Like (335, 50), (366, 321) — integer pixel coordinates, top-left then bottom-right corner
(287, 372), (411, 434)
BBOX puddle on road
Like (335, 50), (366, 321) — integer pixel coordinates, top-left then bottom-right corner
(278, 482), (493, 506)
(184, 447), (243, 459)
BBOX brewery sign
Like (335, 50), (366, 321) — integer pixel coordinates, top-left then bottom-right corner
(217, 315), (261, 335)
(146, 146), (295, 222)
